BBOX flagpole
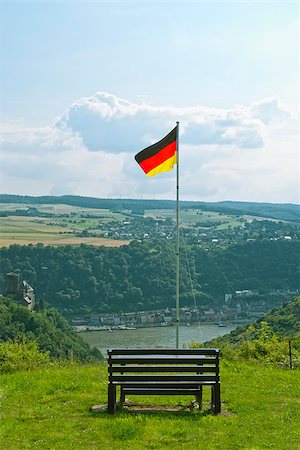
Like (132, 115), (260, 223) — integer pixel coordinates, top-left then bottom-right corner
(176, 121), (180, 348)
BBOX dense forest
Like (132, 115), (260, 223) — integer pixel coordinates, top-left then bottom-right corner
(1, 194), (299, 222)
(0, 296), (101, 361)
(0, 240), (299, 316)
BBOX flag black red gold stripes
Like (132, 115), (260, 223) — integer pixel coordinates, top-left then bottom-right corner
(134, 126), (177, 176)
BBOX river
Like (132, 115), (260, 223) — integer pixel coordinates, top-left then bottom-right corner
(80, 323), (236, 356)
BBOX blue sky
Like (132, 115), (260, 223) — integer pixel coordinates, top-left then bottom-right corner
(0, 1), (299, 203)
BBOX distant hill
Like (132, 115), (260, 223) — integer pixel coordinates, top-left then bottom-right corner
(0, 194), (299, 222)
(262, 297), (300, 338)
(218, 201), (300, 222)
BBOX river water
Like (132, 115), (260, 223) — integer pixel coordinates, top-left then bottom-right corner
(80, 323), (236, 356)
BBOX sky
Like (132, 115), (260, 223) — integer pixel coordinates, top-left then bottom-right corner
(0, 0), (299, 204)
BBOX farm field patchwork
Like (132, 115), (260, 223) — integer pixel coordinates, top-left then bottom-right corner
(1, 202), (293, 248)
(0, 216), (129, 248)
(145, 209), (243, 228)
(0, 203), (128, 218)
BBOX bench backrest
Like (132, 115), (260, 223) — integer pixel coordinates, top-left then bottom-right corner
(108, 348), (220, 384)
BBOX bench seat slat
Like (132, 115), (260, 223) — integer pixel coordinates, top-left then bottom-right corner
(110, 375), (218, 382)
(113, 382), (215, 388)
(109, 365), (217, 373)
(109, 357), (218, 365)
(108, 348), (219, 355)
(122, 388), (202, 395)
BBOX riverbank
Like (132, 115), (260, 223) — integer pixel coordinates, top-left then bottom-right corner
(75, 320), (248, 333)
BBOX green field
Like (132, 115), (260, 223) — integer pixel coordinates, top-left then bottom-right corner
(0, 203), (125, 216)
(145, 209), (243, 229)
(0, 361), (299, 449)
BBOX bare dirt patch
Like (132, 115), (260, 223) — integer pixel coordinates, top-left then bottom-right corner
(0, 236), (130, 248)
(47, 237), (130, 247)
(90, 401), (229, 415)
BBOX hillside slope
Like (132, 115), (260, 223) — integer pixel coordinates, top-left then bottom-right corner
(0, 240), (299, 314)
(0, 296), (102, 361)
(207, 296), (300, 346)
(1, 193), (299, 221)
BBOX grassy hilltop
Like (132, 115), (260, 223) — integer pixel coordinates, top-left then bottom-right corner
(0, 361), (299, 449)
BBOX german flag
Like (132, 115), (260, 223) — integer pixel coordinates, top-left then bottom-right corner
(134, 126), (177, 177)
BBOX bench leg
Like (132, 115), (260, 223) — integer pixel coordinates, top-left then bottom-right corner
(196, 386), (203, 410)
(108, 383), (116, 414)
(212, 383), (221, 414)
(120, 386), (125, 404)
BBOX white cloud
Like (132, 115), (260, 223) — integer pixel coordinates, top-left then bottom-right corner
(0, 92), (298, 203)
(0, 122), (83, 154)
(250, 97), (291, 125)
(57, 92), (291, 152)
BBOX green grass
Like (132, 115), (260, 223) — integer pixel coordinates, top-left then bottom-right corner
(0, 203), (128, 219)
(1, 361), (299, 449)
(144, 209), (242, 228)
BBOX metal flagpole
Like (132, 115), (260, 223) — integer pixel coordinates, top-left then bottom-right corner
(175, 122), (180, 348)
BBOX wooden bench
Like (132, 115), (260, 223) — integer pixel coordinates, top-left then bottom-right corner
(107, 348), (221, 414)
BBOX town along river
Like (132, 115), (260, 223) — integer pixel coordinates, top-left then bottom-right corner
(80, 323), (237, 356)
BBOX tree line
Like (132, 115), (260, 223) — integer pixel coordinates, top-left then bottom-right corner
(0, 239), (299, 316)
(1, 194), (299, 221)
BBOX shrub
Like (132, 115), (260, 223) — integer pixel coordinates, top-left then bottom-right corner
(190, 322), (300, 368)
(233, 322), (299, 367)
(0, 340), (50, 374)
